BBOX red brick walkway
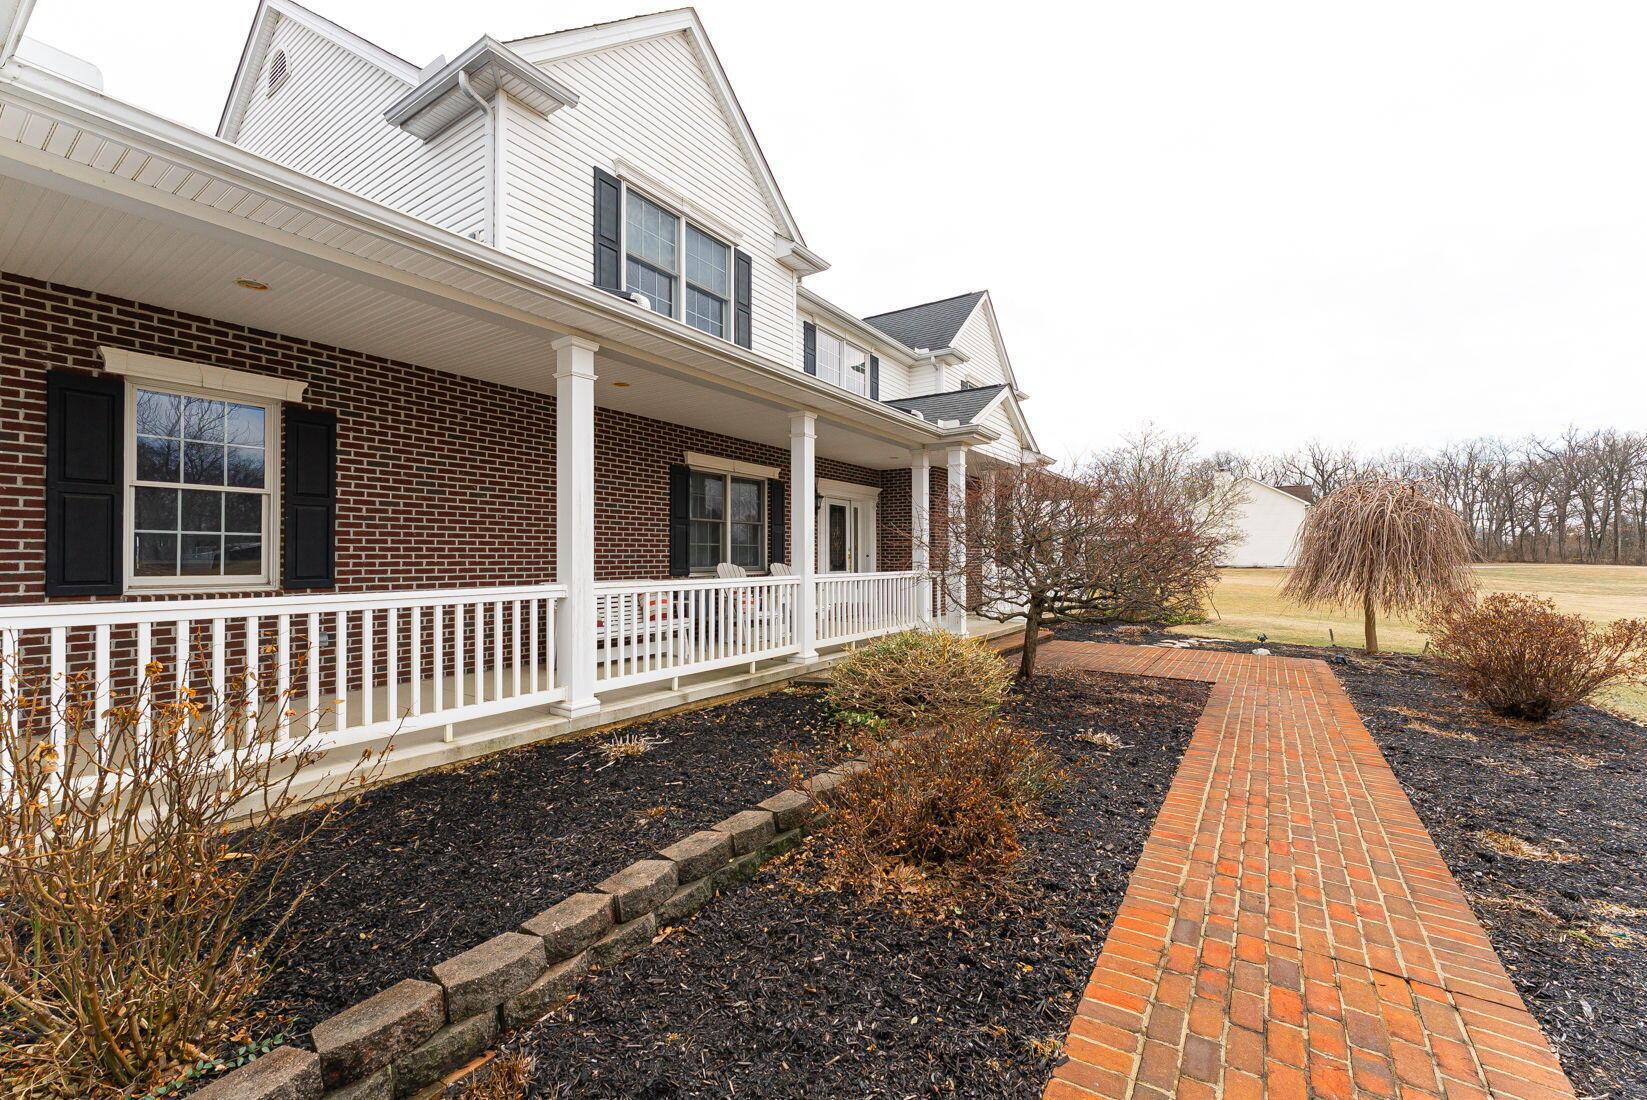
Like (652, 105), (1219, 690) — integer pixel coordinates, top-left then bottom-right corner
(1041, 641), (1574, 1100)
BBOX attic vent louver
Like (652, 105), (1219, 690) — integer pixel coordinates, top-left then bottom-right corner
(267, 49), (289, 97)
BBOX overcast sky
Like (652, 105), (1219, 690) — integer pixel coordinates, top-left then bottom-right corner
(24, 1), (1647, 461)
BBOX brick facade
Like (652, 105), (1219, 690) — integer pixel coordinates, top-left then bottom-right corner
(0, 273), (887, 603)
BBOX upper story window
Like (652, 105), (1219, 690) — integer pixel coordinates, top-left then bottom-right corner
(685, 226), (729, 338)
(129, 385), (277, 587)
(623, 187), (732, 341)
(815, 330), (869, 397)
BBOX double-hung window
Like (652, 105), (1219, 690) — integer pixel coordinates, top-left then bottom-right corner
(623, 187), (733, 341)
(625, 190), (678, 319)
(129, 385), (276, 586)
(684, 226), (730, 338)
(814, 329), (868, 395)
(688, 469), (766, 571)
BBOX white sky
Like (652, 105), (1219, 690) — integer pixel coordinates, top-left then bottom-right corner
(23, 0), (1647, 461)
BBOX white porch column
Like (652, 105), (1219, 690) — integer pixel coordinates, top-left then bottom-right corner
(910, 450), (932, 623)
(945, 445), (969, 635)
(790, 412), (818, 662)
(552, 335), (600, 717)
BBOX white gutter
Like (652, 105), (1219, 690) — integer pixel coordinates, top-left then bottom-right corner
(0, 58), (988, 450)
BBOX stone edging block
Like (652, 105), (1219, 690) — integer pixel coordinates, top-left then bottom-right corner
(432, 932), (546, 1022)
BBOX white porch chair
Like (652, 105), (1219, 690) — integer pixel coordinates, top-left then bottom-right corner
(767, 562), (791, 576)
(715, 562), (748, 579)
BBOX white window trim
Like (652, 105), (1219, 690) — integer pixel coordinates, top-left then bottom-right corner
(99, 346), (307, 403)
(812, 327), (868, 396)
(619, 182), (735, 344)
(687, 464), (769, 575)
(684, 452), (779, 480)
(120, 371), (284, 594)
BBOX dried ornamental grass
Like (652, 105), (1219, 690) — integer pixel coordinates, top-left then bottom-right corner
(1282, 478), (1475, 653)
(826, 630), (1012, 731)
(1424, 592), (1647, 721)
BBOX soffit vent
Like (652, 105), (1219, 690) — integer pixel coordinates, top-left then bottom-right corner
(267, 49), (289, 97)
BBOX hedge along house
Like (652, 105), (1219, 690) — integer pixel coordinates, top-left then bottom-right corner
(0, 3), (1048, 788)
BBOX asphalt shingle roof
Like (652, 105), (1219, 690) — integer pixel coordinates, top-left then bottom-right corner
(862, 291), (985, 351)
(882, 384), (1007, 425)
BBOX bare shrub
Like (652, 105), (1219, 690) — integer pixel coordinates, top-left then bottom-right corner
(805, 720), (1064, 901)
(826, 630), (1012, 731)
(1423, 592), (1647, 721)
(0, 664), (370, 1097)
(1283, 478), (1475, 653)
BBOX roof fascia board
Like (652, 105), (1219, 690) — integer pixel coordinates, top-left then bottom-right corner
(796, 287), (915, 366)
(967, 291), (1022, 391)
(384, 36), (577, 135)
(507, 8), (809, 251)
(2, 66), (945, 449)
(1, 0), (38, 66)
(218, 0), (420, 142)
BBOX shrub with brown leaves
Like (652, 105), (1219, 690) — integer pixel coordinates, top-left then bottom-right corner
(1424, 593), (1647, 721)
(826, 630), (1012, 731)
(0, 665), (371, 1098)
(808, 720), (1064, 901)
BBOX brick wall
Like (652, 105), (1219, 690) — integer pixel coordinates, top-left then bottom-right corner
(0, 273), (886, 603)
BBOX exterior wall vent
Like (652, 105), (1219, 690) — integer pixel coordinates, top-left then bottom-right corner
(267, 49), (289, 97)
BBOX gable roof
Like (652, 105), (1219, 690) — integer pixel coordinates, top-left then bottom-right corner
(506, 8), (811, 252)
(863, 290), (985, 351)
(1276, 484), (1316, 504)
(218, 0), (421, 142)
(884, 384), (1006, 425)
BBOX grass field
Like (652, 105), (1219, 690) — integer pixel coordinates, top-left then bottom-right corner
(1178, 564), (1647, 721)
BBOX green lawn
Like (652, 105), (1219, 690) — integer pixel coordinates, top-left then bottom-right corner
(1177, 564), (1647, 722)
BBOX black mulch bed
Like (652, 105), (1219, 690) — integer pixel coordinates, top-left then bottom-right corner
(1057, 621), (1647, 1100)
(247, 689), (832, 1040)
(507, 669), (1208, 1098)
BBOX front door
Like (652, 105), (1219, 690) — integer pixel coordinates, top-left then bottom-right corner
(818, 498), (855, 573)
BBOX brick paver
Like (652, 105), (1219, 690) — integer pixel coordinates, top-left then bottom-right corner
(1041, 641), (1574, 1100)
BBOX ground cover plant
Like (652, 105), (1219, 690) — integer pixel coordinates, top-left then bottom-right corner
(1061, 620), (1647, 1097)
(825, 628), (1012, 730)
(508, 668), (1209, 1095)
(1423, 591), (1647, 720)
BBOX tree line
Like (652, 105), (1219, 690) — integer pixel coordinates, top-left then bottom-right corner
(1212, 430), (1647, 565)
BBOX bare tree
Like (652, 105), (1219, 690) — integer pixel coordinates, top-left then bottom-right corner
(940, 431), (1238, 679)
(1281, 478), (1475, 654)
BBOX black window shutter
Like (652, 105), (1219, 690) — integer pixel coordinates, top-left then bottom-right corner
(732, 249), (753, 348)
(668, 464), (692, 577)
(802, 322), (817, 375)
(593, 167), (622, 293)
(766, 479), (785, 566)
(45, 369), (122, 596)
(283, 406), (337, 589)
(869, 355), (880, 400)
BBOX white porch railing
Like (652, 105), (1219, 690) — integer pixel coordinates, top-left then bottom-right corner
(0, 584), (569, 771)
(593, 575), (801, 691)
(814, 571), (926, 647)
(0, 572), (943, 786)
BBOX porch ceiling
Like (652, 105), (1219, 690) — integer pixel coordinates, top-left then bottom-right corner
(0, 176), (916, 469)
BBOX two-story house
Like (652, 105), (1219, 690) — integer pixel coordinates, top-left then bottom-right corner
(0, 2), (1047, 787)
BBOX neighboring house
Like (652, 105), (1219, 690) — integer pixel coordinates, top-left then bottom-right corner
(0, 3), (1047, 784)
(1220, 474), (1313, 568)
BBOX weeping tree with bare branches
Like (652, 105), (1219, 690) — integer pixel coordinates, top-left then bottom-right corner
(1282, 478), (1475, 654)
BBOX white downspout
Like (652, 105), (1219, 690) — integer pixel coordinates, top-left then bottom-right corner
(455, 70), (505, 248)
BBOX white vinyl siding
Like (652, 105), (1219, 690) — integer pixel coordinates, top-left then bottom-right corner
(794, 311), (912, 400)
(235, 15), (491, 240)
(948, 305), (1009, 390)
(499, 32), (797, 362)
(975, 400), (1024, 465)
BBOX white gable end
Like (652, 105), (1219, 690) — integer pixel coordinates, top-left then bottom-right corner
(499, 30), (799, 363)
(950, 299), (1011, 390)
(232, 13), (490, 240)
